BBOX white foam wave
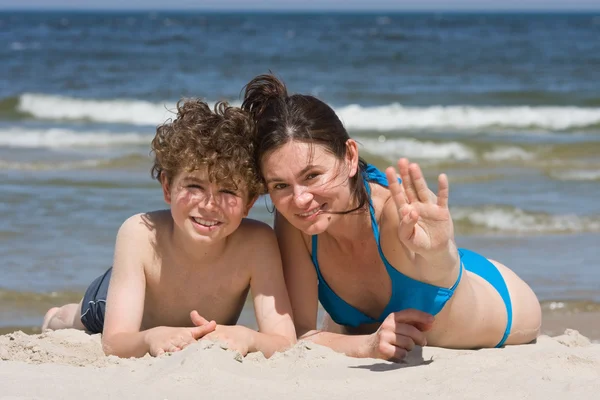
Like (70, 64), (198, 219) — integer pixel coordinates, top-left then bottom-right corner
(357, 137), (475, 160)
(0, 159), (103, 171)
(452, 206), (600, 233)
(483, 147), (535, 161)
(0, 127), (152, 148)
(550, 169), (600, 181)
(337, 104), (600, 131)
(17, 94), (176, 126)
(16, 94), (600, 131)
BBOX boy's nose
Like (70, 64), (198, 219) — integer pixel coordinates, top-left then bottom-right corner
(203, 192), (219, 209)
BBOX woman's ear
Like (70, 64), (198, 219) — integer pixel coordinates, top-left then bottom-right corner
(345, 139), (359, 178)
(160, 172), (172, 204)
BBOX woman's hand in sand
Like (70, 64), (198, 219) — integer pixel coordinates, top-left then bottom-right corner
(363, 309), (434, 362)
(144, 313), (217, 357)
(385, 158), (459, 269)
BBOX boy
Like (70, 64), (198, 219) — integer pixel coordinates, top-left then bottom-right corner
(42, 100), (296, 358)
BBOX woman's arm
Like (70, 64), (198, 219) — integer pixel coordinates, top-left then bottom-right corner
(379, 159), (461, 288)
(274, 212), (432, 360)
(247, 221), (297, 356)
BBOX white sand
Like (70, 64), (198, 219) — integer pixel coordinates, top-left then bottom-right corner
(0, 329), (598, 400)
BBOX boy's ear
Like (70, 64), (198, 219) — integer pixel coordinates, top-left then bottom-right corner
(345, 139), (359, 178)
(244, 195), (259, 217)
(160, 172), (172, 204)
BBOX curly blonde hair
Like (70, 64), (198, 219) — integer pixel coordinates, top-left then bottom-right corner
(151, 99), (263, 200)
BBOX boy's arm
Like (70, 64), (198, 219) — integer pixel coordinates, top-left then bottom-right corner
(100, 214), (152, 357)
(246, 221), (297, 357)
(101, 214), (215, 358)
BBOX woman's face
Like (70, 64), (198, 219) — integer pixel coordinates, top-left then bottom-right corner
(261, 140), (358, 235)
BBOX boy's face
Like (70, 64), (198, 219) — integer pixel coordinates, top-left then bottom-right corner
(162, 167), (256, 244)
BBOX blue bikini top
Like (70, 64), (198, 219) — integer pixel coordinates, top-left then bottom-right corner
(310, 164), (463, 327)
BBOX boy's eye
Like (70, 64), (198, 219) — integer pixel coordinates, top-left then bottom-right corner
(220, 189), (238, 196)
(188, 184), (204, 190)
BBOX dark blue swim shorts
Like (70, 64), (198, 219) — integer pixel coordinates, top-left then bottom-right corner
(80, 267), (112, 333)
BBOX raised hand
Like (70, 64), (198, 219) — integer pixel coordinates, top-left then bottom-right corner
(385, 158), (455, 258)
(145, 311), (216, 356)
(362, 309), (434, 362)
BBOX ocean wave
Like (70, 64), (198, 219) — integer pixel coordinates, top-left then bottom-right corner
(0, 127), (152, 148)
(0, 288), (82, 309)
(357, 137), (475, 160)
(0, 153), (150, 171)
(549, 169), (600, 182)
(357, 136), (541, 163)
(17, 94), (176, 126)
(337, 104), (600, 131)
(541, 300), (600, 313)
(452, 206), (600, 234)
(13, 94), (600, 131)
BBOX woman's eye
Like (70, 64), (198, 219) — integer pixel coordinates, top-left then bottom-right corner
(306, 173), (319, 180)
(272, 183), (288, 190)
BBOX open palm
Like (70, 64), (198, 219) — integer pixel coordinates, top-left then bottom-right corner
(385, 158), (454, 257)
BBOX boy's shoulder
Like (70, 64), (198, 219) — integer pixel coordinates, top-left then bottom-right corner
(117, 210), (172, 242)
(234, 217), (275, 237)
(228, 218), (276, 247)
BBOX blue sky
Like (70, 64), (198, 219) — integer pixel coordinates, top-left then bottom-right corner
(1, 0), (599, 11)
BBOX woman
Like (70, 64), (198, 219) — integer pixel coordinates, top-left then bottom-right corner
(241, 74), (542, 361)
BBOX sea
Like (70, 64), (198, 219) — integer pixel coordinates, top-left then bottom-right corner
(1, 11), (599, 336)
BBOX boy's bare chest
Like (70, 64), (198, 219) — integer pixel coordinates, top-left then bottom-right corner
(142, 259), (250, 328)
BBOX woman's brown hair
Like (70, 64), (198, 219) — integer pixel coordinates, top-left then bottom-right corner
(242, 74), (368, 214)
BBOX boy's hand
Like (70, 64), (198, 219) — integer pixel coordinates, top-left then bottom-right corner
(145, 314), (216, 356)
(361, 309), (434, 362)
(191, 311), (254, 356)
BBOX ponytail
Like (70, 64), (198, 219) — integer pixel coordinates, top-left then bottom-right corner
(241, 73), (288, 121)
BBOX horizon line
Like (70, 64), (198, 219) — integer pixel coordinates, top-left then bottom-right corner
(1, 8), (600, 13)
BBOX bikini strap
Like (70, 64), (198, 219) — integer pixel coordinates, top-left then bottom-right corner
(311, 235), (325, 281)
(361, 165), (389, 242)
(362, 164), (463, 290)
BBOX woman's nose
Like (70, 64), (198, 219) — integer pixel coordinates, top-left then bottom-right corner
(293, 187), (313, 207)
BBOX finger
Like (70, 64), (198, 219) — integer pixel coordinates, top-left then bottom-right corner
(190, 320), (217, 339)
(168, 345), (180, 353)
(393, 333), (416, 352)
(398, 158), (419, 203)
(408, 162), (434, 203)
(378, 342), (408, 362)
(380, 328), (417, 352)
(437, 173), (449, 209)
(190, 310), (210, 326)
(394, 323), (428, 347)
(385, 167), (407, 210)
(155, 349), (164, 357)
(393, 309), (435, 326)
(397, 206), (419, 242)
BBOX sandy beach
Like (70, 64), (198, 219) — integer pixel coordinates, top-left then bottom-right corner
(0, 328), (598, 399)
